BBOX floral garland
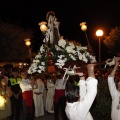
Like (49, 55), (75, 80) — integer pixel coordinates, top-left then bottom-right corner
(28, 38), (96, 74)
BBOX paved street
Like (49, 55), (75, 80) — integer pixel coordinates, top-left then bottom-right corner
(20, 109), (54, 120)
(20, 107), (62, 120)
(34, 113), (54, 120)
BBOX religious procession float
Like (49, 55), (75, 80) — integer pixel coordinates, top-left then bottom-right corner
(28, 11), (101, 78)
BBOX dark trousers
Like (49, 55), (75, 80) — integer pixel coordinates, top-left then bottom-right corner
(54, 96), (68, 120)
(10, 95), (22, 120)
(22, 100), (35, 120)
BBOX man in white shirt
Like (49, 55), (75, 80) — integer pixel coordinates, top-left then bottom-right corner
(108, 57), (120, 120)
(65, 64), (98, 120)
(20, 71), (36, 120)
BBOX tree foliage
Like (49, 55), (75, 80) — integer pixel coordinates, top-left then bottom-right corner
(103, 26), (120, 55)
(0, 21), (34, 62)
(91, 80), (112, 120)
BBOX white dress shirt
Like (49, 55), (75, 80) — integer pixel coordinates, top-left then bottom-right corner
(65, 77), (98, 120)
(20, 79), (32, 92)
(55, 78), (67, 90)
(108, 76), (120, 120)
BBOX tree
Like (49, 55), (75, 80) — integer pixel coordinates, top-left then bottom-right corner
(103, 26), (120, 56)
(0, 21), (34, 62)
(91, 80), (112, 120)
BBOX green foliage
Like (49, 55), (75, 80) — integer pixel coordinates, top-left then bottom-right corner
(91, 80), (112, 120)
(103, 26), (120, 55)
(0, 21), (34, 62)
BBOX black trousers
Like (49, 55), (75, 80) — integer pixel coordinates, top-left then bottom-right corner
(54, 96), (68, 120)
(10, 94), (22, 120)
(24, 100), (35, 120)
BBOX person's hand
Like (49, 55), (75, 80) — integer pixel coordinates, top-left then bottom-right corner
(75, 71), (84, 77)
(14, 93), (19, 99)
(114, 57), (120, 67)
(3, 94), (10, 99)
(90, 56), (97, 64)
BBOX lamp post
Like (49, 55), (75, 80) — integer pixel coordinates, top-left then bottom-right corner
(39, 21), (48, 33)
(96, 29), (103, 68)
(38, 21), (48, 48)
(24, 38), (32, 62)
(80, 22), (94, 58)
(80, 22), (90, 45)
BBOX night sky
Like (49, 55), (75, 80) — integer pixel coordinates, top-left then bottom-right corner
(0, 0), (120, 61)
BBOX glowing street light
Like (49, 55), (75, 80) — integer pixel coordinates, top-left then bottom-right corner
(38, 21), (48, 34)
(24, 38), (32, 62)
(96, 29), (103, 68)
(38, 21), (48, 50)
(25, 38), (31, 47)
(80, 22), (87, 31)
(96, 30), (103, 37)
(80, 22), (89, 45)
(80, 22), (94, 57)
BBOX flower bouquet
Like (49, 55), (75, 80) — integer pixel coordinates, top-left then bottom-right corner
(28, 38), (96, 74)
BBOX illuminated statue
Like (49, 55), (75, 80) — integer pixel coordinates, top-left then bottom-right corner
(46, 11), (60, 47)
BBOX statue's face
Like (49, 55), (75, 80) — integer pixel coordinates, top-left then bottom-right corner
(49, 15), (55, 22)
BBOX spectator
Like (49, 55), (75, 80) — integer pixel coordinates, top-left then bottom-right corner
(8, 70), (22, 120)
(33, 74), (45, 117)
(20, 71), (37, 120)
(108, 57), (120, 120)
(0, 76), (12, 120)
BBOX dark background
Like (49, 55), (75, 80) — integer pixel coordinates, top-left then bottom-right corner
(0, 0), (120, 61)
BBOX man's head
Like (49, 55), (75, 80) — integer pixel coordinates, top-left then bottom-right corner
(21, 71), (27, 79)
(0, 76), (7, 86)
(65, 81), (80, 103)
(12, 71), (18, 78)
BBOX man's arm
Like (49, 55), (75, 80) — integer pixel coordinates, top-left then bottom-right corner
(109, 57), (120, 77)
(80, 64), (98, 120)
(75, 72), (86, 100)
(79, 76), (86, 100)
(108, 57), (120, 98)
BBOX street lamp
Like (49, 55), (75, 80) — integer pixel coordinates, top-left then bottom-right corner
(96, 29), (103, 68)
(38, 21), (48, 49)
(38, 21), (48, 34)
(25, 38), (31, 46)
(80, 22), (90, 45)
(80, 22), (94, 57)
(24, 38), (32, 62)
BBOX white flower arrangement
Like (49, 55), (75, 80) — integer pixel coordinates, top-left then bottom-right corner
(28, 38), (96, 74)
